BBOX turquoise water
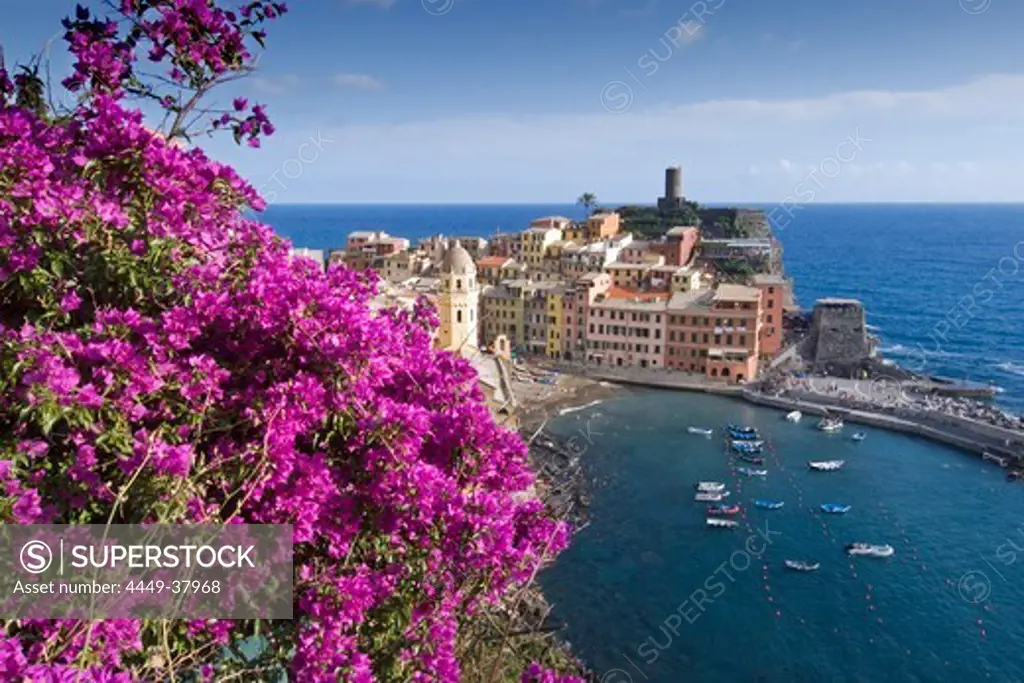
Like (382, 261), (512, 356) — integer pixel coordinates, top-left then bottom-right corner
(541, 390), (1024, 683)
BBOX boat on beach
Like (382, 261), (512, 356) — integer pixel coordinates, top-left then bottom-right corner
(695, 481), (726, 492)
(821, 503), (852, 514)
(785, 411), (801, 422)
(851, 432), (866, 442)
(755, 499), (784, 509)
(738, 454), (765, 465)
(688, 427), (714, 436)
(736, 467), (768, 477)
(695, 491), (730, 502)
(808, 460), (845, 471)
(706, 518), (740, 529)
(784, 560), (820, 572)
(846, 543), (894, 558)
(707, 504), (740, 516)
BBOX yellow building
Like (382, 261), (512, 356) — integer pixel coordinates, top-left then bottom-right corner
(545, 287), (566, 358)
(522, 226), (563, 267)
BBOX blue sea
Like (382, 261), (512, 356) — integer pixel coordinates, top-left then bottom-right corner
(261, 202), (1024, 682)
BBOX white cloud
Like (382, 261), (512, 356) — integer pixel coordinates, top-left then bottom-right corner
(220, 74), (1024, 202)
(250, 75), (302, 96)
(333, 73), (384, 91)
(345, 0), (396, 7)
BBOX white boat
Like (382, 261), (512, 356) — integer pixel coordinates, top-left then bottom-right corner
(845, 543), (894, 558)
(695, 491), (729, 502)
(785, 410), (802, 422)
(851, 432), (866, 442)
(784, 560), (820, 572)
(736, 467), (768, 477)
(818, 418), (844, 432)
(695, 481), (726, 492)
(706, 518), (739, 529)
(687, 427), (714, 436)
(808, 460), (845, 471)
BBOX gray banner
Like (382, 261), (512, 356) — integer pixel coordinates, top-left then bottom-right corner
(0, 525), (293, 619)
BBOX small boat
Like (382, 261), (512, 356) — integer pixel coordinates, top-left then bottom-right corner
(736, 467), (767, 477)
(728, 424), (758, 434)
(688, 427), (714, 436)
(820, 503), (851, 514)
(728, 431), (761, 441)
(817, 417), (844, 432)
(695, 481), (726, 492)
(851, 432), (866, 442)
(708, 504), (740, 516)
(785, 411), (802, 422)
(846, 543), (894, 558)
(808, 460), (845, 471)
(730, 439), (764, 449)
(731, 447), (763, 456)
(784, 560), (820, 572)
(695, 492), (729, 502)
(706, 518), (739, 529)
(738, 454), (765, 465)
(755, 500), (784, 509)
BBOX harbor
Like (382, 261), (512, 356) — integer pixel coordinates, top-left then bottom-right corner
(539, 389), (1024, 683)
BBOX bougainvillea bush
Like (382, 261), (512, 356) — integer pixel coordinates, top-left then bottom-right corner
(0, 2), (580, 680)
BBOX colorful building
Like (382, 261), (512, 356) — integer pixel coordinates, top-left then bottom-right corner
(584, 212), (621, 242)
(585, 287), (669, 368)
(753, 274), (790, 358)
(665, 284), (761, 382)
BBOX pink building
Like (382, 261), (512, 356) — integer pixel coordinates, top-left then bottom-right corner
(562, 273), (609, 360)
(585, 286), (669, 368)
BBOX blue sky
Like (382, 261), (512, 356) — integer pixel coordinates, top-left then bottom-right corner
(3, 0), (1023, 202)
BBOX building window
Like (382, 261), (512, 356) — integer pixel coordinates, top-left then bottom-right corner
(457, 279), (462, 290)
(768, 287), (775, 294)
(703, 334), (709, 343)
(767, 314), (774, 323)
(726, 335), (733, 345)
(740, 335), (746, 345)
(768, 299), (774, 309)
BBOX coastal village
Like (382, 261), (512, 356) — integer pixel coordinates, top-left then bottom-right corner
(290, 166), (1024, 472)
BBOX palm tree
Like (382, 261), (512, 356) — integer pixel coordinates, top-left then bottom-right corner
(576, 192), (598, 215)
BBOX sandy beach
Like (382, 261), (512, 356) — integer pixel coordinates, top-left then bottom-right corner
(512, 370), (623, 433)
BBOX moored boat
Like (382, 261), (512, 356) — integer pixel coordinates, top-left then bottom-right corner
(707, 503), (740, 516)
(738, 454), (765, 465)
(730, 439), (764, 449)
(695, 491), (729, 502)
(728, 424), (758, 434)
(845, 543), (894, 557)
(729, 431), (761, 441)
(706, 518), (739, 529)
(851, 432), (866, 442)
(687, 426), (714, 436)
(755, 499), (784, 509)
(784, 560), (820, 572)
(695, 481), (726, 492)
(818, 417), (844, 432)
(736, 467), (767, 477)
(808, 460), (845, 471)
(820, 503), (851, 514)
(785, 410), (801, 422)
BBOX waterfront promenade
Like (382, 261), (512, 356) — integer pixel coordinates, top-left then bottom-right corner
(528, 360), (1024, 465)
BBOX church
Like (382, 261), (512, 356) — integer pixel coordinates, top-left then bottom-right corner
(436, 240), (480, 354)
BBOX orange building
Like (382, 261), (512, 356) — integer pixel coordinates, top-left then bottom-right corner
(753, 274), (790, 358)
(665, 284), (762, 383)
(584, 212), (621, 242)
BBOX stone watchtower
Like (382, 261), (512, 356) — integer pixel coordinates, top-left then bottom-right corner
(809, 299), (870, 375)
(438, 240), (479, 352)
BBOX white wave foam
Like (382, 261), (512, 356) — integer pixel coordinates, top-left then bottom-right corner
(996, 361), (1024, 378)
(558, 399), (604, 416)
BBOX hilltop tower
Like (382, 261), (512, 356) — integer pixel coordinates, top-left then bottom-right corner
(437, 240), (479, 353)
(658, 166), (685, 210)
